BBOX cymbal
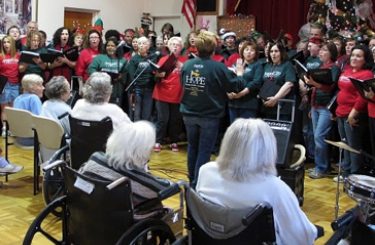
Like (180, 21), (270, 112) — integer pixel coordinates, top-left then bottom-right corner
(324, 140), (360, 154)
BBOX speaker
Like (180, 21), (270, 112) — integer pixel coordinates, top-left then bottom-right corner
(196, 0), (217, 13)
(264, 119), (294, 167)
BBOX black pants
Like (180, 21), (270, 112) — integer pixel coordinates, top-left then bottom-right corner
(155, 100), (181, 143)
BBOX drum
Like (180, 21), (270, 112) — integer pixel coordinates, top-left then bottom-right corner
(344, 174), (375, 204)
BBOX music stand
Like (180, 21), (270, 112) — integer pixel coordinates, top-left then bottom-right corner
(325, 140), (362, 219)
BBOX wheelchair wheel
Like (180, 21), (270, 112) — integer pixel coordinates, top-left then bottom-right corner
(42, 167), (65, 217)
(116, 218), (176, 245)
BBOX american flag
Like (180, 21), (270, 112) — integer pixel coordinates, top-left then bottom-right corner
(181, 0), (196, 29)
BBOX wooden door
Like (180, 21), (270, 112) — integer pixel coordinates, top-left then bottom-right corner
(64, 10), (93, 34)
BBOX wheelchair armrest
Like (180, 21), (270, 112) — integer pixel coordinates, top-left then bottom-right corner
(49, 145), (69, 163)
(158, 183), (180, 200)
(242, 203), (267, 226)
(106, 177), (127, 190)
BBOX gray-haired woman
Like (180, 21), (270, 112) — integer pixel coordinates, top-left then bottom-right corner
(71, 72), (131, 128)
(196, 118), (318, 245)
(41, 76), (72, 134)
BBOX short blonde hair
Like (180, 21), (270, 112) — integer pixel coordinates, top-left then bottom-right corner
(21, 74), (43, 92)
(217, 118), (277, 182)
(195, 30), (217, 57)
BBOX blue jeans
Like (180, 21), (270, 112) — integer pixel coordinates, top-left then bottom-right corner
(228, 108), (257, 123)
(337, 115), (366, 174)
(134, 87), (153, 121)
(311, 107), (332, 173)
(183, 116), (220, 188)
(302, 109), (315, 159)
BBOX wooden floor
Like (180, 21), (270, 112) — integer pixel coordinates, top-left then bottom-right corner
(0, 141), (357, 244)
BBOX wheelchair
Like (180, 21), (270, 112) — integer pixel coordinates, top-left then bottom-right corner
(24, 160), (184, 245)
(42, 115), (113, 211)
(173, 184), (276, 245)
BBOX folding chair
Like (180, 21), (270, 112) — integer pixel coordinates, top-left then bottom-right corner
(2, 107), (37, 194)
(32, 115), (67, 203)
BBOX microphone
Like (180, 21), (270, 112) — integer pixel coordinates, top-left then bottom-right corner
(117, 40), (126, 48)
(147, 51), (161, 60)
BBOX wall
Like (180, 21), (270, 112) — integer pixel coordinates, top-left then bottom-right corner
(34, 0), (226, 40)
(144, 0), (225, 38)
(36, 0), (144, 39)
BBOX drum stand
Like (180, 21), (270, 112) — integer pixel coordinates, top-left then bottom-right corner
(335, 147), (344, 219)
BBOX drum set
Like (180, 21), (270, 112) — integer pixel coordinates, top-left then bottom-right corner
(325, 140), (375, 244)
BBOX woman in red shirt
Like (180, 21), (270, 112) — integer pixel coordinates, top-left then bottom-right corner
(75, 29), (102, 82)
(0, 36), (20, 128)
(335, 45), (374, 178)
(152, 36), (187, 152)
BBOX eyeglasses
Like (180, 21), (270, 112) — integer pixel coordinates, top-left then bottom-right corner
(89, 36), (100, 40)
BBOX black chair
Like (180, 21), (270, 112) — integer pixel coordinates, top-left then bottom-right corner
(24, 160), (181, 245)
(173, 186), (276, 245)
(69, 115), (113, 169)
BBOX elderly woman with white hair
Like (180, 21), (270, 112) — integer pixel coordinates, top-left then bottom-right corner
(79, 120), (171, 210)
(71, 72), (131, 129)
(196, 118), (318, 245)
(152, 36), (188, 152)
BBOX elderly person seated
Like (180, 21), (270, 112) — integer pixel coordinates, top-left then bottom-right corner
(196, 118), (318, 245)
(13, 74), (44, 115)
(41, 76), (72, 135)
(13, 74), (44, 146)
(71, 72), (131, 128)
(79, 120), (172, 213)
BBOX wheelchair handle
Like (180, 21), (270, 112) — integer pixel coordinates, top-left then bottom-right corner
(242, 203), (266, 226)
(158, 183), (180, 200)
(43, 159), (66, 171)
(331, 206), (359, 231)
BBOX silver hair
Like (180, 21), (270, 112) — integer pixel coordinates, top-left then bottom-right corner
(167, 36), (182, 46)
(105, 120), (156, 171)
(21, 74), (43, 92)
(82, 72), (112, 103)
(137, 36), (150, 46)
(44, 76), (69, 99)
(217, 118), (277, 182)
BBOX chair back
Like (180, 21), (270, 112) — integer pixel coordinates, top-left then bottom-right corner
(4, 107), (34, 138)
(33, 115), (65, 162)
(185, 187), (276, 244)
(62, 164), (134, 245)
(69, 115), (113, 169)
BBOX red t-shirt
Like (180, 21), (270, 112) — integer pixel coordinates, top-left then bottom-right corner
(336, 67), (373, 117)
(0, 53), (20, 84)
(152, 55), (188, 103)
(50, 44), (73, 82)
(75, 47), (100, 81)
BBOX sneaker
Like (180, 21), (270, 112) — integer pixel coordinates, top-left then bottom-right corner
(1, 127), (6, 138)
(306, 168), (315, 173)
(170, 143), (179, 152)
(0, 162), (23, 174)
(308, 170), (328, 179)
(154, 143), (161, 152)
(333, 175), (345, 183)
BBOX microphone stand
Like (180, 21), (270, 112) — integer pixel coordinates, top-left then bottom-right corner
(125, 64), (148, 92)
